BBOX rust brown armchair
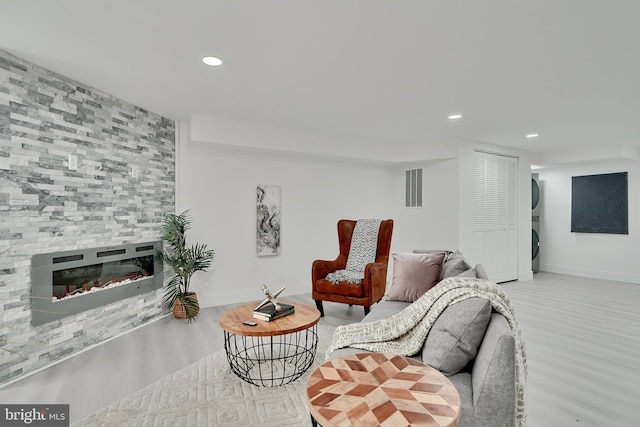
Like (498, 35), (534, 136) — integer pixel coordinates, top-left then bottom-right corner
(312, 219), (394, 317)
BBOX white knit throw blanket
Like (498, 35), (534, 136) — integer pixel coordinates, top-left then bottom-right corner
(326, 276), (528, 427)
(325, 219), (382, 284)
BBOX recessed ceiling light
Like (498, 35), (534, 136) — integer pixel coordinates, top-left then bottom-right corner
(448, 114), (462, 120)
(202, 56), (223, 67)
(526, 133), (539, 138)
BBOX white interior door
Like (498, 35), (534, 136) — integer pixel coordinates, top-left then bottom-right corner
(474, 151), (518, 283)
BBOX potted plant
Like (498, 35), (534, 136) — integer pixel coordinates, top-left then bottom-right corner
(156, 210), (215, 319)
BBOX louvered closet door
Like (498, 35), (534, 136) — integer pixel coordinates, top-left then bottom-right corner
(474, 151), (518, 283)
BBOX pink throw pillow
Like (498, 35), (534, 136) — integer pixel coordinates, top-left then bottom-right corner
(386, 252), (446, 302)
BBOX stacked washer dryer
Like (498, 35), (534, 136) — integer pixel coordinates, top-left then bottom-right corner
(531, 173), (540, 272)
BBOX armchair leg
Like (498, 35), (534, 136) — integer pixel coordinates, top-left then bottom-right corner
(315, 300), (324, 317)
(364, 306), (370, 316)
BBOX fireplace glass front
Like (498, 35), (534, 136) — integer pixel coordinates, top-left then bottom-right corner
(52, 254), (154, 302)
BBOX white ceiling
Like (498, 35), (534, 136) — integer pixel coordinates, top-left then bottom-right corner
(2, 1), (640, 157)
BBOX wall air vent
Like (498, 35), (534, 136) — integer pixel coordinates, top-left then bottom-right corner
(405, 168), (422, 208)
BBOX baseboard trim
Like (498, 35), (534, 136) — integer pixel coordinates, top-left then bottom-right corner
(539, 263), (640, 285)
(201, 283), (310, 308)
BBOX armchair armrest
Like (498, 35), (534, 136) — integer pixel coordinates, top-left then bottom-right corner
(364, 260), (388, 304)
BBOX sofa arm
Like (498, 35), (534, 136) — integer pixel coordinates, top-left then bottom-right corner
(474, 264), (490, 280)
(471, 313), (516, 427)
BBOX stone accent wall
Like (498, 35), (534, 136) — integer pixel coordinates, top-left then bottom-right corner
(0, 50), (175, 385)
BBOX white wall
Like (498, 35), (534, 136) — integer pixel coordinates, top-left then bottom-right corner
(177, 114), (588, 308)
(395, 159), (460, 253)
(190, 114), (395, 163)
(177, 122), (398, 307)
(538, 158), (640, 284)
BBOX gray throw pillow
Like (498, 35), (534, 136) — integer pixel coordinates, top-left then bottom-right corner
(440, 250), (472, 279)
(422, 298), (492, 375)
(455, 268), (477, 278)
(413, 249), (452, 256)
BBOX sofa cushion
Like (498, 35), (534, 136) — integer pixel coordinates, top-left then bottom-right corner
(422, 297), (492, 375)
(448, 372), (474, 427)
(327, 300), (413, 361)
(455, 268), (477, 278)
(366, 299), (413, 322)
(386, 252), (445, 302)
(456, 264), (491, 280)
(413, 249), (452, 256)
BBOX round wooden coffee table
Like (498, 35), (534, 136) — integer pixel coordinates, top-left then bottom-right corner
(219, 301), (320, 387)
(306, 353), (460, 426)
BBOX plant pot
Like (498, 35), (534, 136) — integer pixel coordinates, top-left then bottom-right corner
(173, 292), (200, 319)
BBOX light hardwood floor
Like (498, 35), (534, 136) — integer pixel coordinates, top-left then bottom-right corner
(1, 272), (639, 426)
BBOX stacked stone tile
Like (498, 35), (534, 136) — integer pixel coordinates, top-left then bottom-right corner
(0, 50), (175, 384)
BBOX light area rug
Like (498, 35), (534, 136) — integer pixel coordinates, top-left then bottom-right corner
(72, 322), (336, 427)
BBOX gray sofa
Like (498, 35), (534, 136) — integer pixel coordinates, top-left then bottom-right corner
(327, 252), (517, 427)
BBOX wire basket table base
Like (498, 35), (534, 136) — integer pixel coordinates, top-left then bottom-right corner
(223, 324), (318, 387)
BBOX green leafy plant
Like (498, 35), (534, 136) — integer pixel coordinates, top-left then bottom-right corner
(156, 211), (215, 319)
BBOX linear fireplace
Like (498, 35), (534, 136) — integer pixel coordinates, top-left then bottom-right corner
(31, 241), (163, 326)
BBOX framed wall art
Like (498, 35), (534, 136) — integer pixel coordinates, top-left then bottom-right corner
(571, 172), (628, 234)
(256, 185), (281, 256)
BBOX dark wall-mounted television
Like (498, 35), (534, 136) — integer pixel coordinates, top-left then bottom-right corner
(571, 172), (628, 234)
